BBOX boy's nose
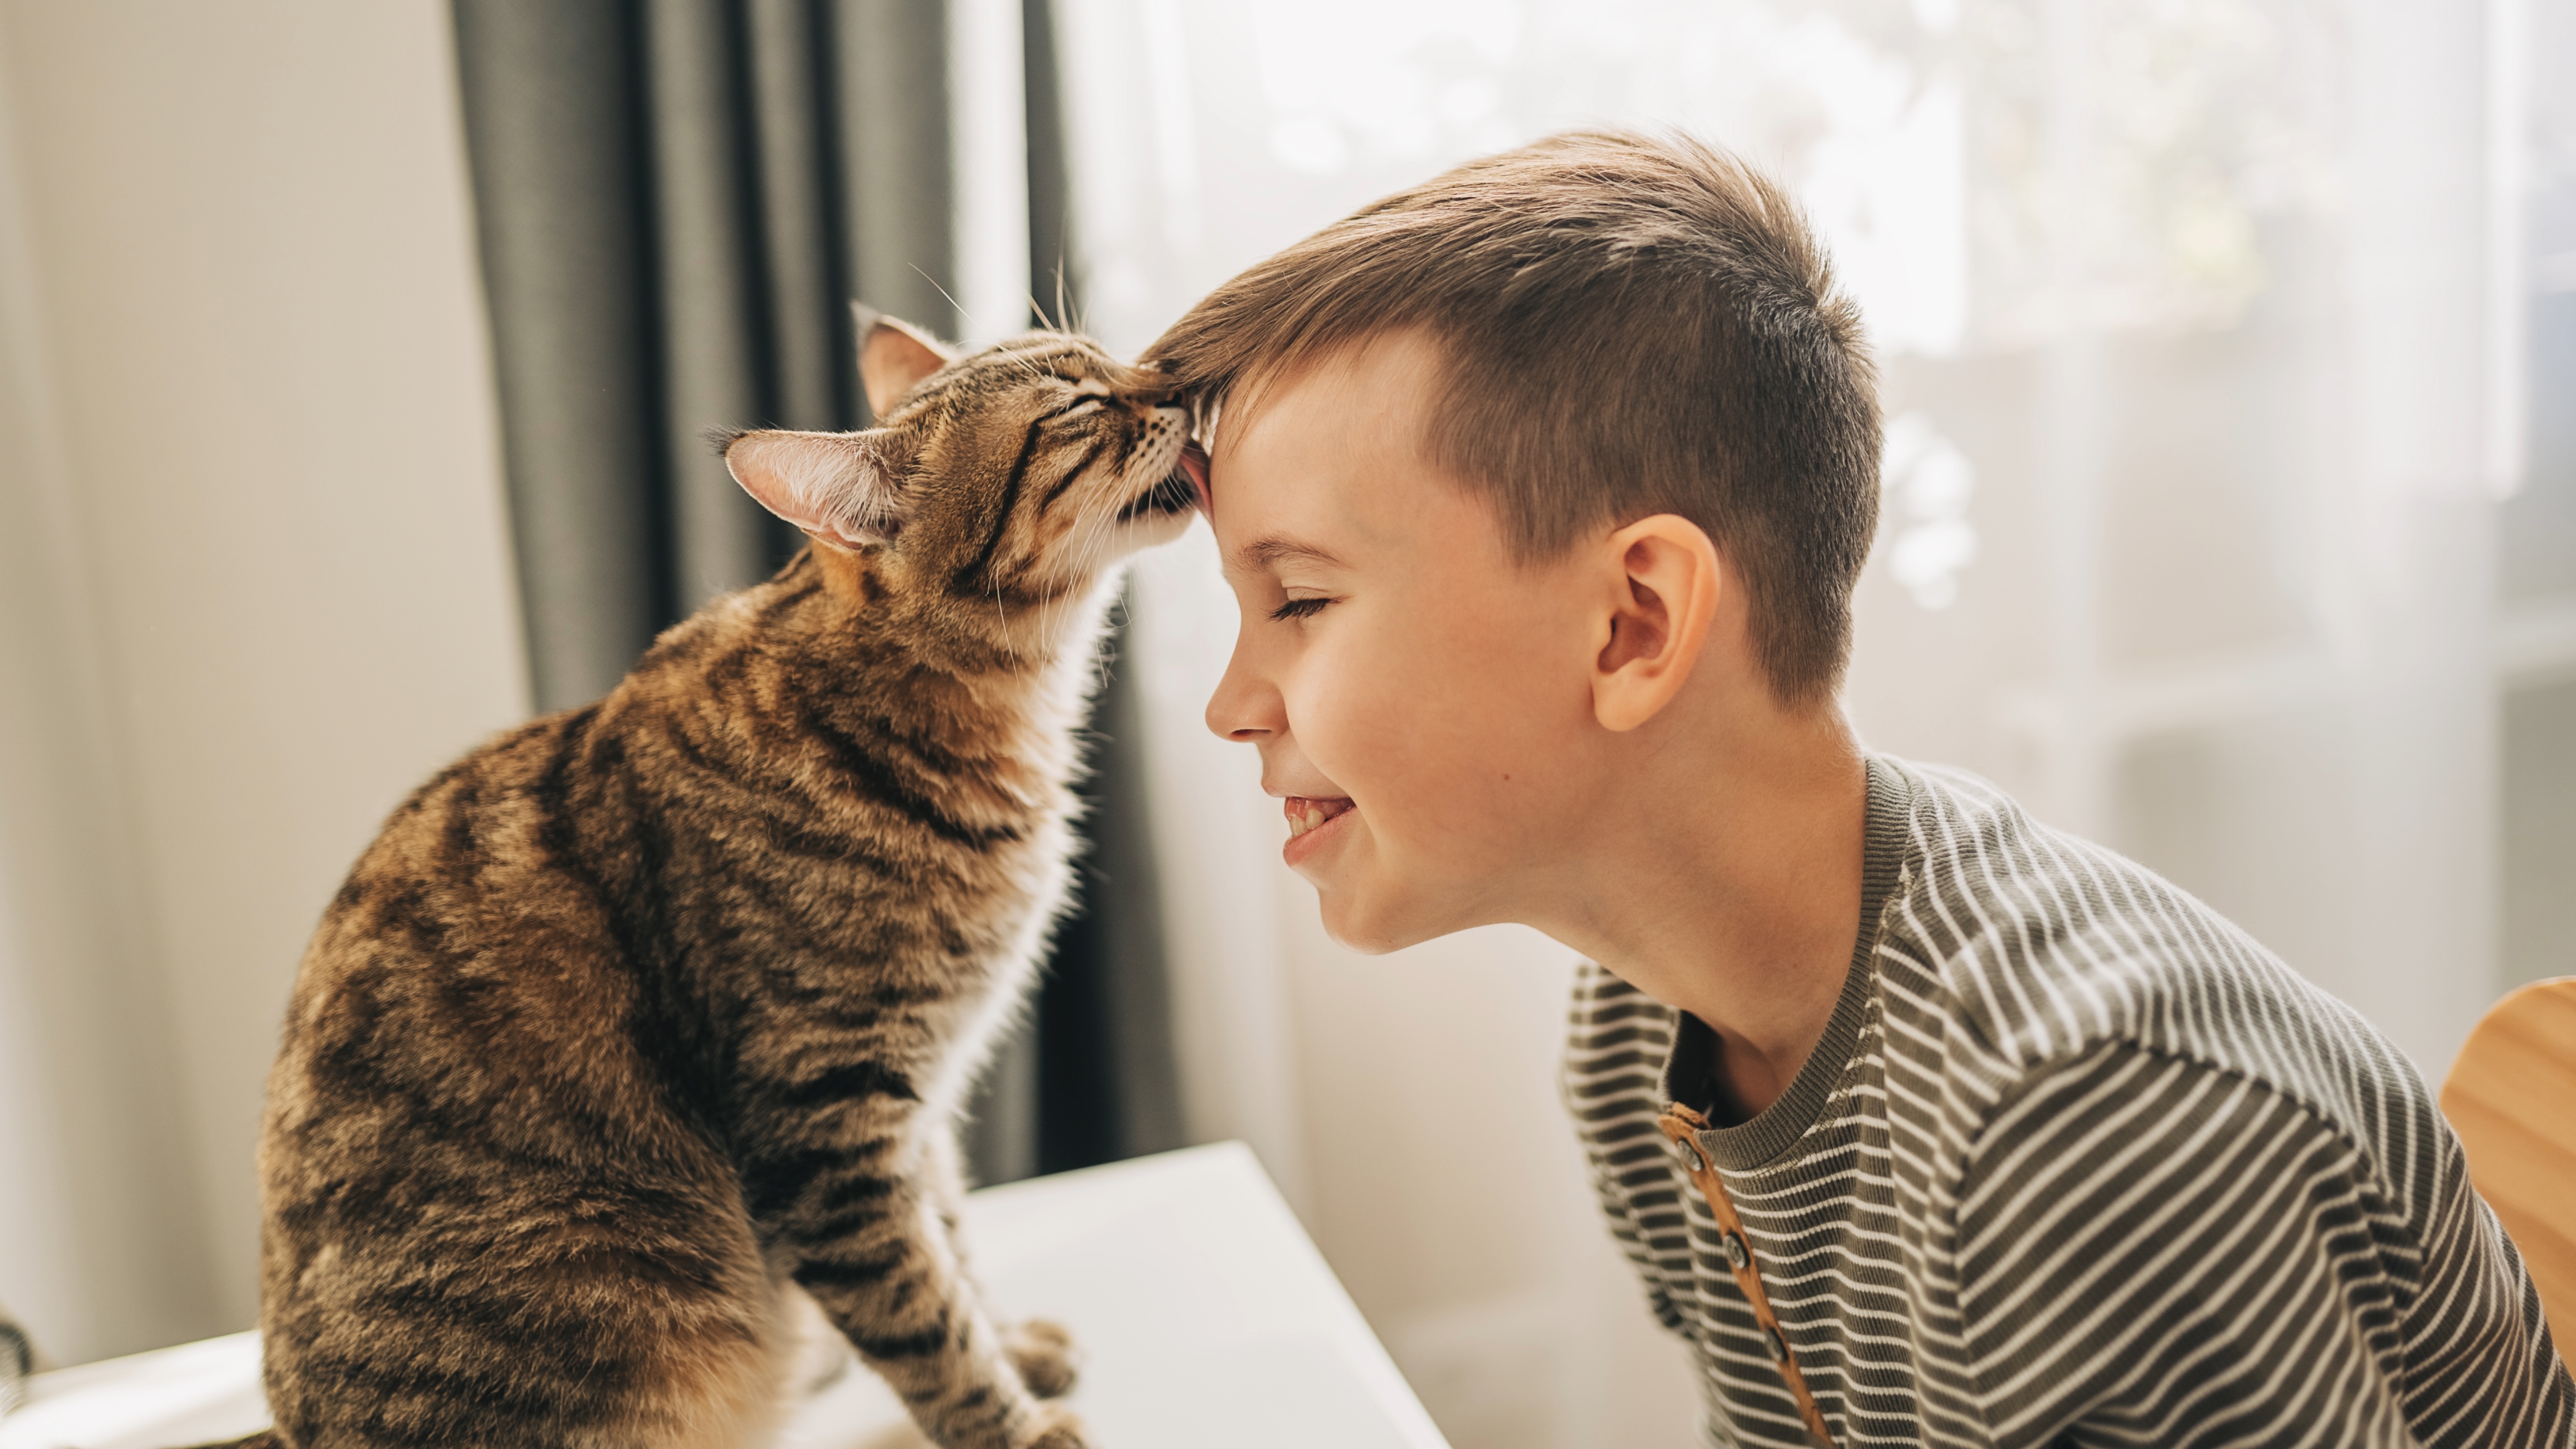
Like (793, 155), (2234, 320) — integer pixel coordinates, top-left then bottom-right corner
(1204, 694), (1273, 743)
(1203, 653), (1280, 744)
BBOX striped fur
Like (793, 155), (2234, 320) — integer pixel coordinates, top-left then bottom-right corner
(246, 326), (1194, 1449)
(1566, 756), (2576, 1447)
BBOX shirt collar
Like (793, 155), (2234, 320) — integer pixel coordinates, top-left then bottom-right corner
(1659, 754), (1913, 1172)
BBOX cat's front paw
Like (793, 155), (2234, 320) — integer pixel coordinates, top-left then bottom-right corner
(1004, 1318), (1081, 1399)
(1012, 1400), (1094, 1449)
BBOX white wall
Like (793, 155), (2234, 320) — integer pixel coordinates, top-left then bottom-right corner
(0, 0), (526, 1362)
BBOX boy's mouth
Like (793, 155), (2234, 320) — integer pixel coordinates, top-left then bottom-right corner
(1284, 795), (1354, 840)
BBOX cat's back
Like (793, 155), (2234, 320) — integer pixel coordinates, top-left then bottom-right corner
(261, 556), (1045, 1171)
(253, 591), (804, 1447)
(265, 687), (669, 1171)
(301, 569), (787, 925)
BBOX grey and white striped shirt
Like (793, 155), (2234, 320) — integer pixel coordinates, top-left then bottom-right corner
(1564, 756), (2574, 1447)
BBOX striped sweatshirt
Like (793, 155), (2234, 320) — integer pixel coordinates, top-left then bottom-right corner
(1564, 756), (2575, 1447)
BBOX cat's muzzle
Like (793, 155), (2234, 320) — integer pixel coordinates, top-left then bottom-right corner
(1119, 465), (1201, 522)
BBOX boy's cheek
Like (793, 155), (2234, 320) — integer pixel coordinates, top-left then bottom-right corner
(1290, 633), (1518, 848)
(1281, 649), (1397, 771)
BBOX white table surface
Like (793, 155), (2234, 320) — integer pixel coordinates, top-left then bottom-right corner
(0, 1142), (1452, 1449)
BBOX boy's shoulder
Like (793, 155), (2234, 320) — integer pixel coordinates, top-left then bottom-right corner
(1868, 753), (2428, 1163)
(1566, 760), (2566, 1440)
(1569, 754), (2433, 1178)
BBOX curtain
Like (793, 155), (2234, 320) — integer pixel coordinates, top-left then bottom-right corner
(1016, 0), (1188, 1173)
(449, 0), (1178, 1184)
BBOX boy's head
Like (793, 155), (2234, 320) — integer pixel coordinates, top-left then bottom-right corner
(1148, 130), (1879, 951)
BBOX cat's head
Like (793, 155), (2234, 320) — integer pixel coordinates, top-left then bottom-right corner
(723, 314), (1203, 625)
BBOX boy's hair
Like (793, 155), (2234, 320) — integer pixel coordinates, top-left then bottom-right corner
(1147, 129), (1880, 707)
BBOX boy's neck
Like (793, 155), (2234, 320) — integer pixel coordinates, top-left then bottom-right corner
(1547, 705), (1870, 1121)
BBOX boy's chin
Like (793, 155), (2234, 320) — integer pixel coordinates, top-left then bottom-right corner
(1314, 880), (1466, 957)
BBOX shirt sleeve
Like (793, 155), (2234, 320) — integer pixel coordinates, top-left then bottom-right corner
(1953, 1039), (2573, 1449)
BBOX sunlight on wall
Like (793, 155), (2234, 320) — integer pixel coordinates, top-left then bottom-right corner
(948, 0), (1032, 347)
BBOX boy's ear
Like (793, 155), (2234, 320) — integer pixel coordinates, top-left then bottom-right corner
(1590, 515), (1724, 732)
(723, 427), (912, 550)
(854, 304), (956, 420)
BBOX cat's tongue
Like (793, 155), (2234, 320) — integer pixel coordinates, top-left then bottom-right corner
(1179, 441), (1212, 514)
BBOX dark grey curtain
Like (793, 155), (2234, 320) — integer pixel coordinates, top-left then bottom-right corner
(449, 0), (1180, 1183)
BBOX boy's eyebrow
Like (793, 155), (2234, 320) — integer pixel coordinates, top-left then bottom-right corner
(1233, 535), (1349, 572)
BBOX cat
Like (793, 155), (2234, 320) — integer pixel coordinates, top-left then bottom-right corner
(228, 315), (1202, 1449)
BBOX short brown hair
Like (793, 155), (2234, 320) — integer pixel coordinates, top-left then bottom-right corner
(1147, 129), (1880, 706)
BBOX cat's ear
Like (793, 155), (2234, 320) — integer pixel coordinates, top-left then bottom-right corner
(722, 428), (912, 550)
(854, 304), (956, 420)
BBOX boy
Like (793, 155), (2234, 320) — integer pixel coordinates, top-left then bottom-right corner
(1145, 131), (2573, 1447)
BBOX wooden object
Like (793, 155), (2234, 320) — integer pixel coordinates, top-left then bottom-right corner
(2441, 977), (2576, 1368)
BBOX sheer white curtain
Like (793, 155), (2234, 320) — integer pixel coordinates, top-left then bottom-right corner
(1061, 2), (2555, 1446)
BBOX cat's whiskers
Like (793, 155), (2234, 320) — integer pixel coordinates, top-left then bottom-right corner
(1057, 494), (1124, 632)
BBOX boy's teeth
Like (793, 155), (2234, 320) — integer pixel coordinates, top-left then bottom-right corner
(1283, 796), (1352, 839)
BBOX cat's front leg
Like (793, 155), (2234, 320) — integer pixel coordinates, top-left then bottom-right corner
(750, 1121), (1090, 1449)
(919, 1123), (1081, 1400)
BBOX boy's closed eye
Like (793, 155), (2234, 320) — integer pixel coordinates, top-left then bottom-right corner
(1268, 596), (1332, 622)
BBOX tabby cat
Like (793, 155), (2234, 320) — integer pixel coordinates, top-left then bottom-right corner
(234, 316), (1201, 1449)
